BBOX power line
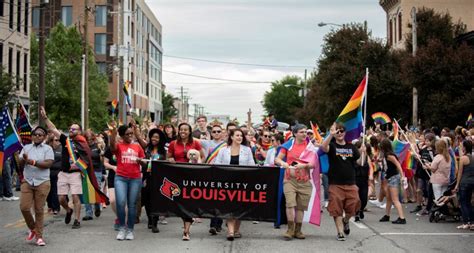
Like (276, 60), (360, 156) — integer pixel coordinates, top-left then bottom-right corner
(164, 54), (314, 69)
(162, 70), (272, 84)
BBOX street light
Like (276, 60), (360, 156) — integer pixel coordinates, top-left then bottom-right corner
(317, 22), (343, 28)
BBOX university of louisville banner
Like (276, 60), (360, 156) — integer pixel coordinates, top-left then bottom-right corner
(150, 161), (284, 222)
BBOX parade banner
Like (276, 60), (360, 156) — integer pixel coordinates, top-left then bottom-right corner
(150, 161), (284, 222)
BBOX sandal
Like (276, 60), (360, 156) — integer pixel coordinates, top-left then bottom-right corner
(456, 224), (470, 230)
(182, 232), (190, 241)
(226, 232), (234, 241)
(234, 232), (242, 238)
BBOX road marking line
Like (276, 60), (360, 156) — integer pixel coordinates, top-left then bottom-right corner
(350, 218), (368, 229)
(381, 232), (473, 236)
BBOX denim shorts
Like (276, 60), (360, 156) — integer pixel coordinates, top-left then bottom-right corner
(387, 174), (401, 188)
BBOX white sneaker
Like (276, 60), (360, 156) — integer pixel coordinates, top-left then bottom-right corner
(252, 221), (259, 224)
(380, 203), (386, 209)
(324, 201), (329, 208)
(159, 217), (168, 225)
(369, 199), (382, 206)
(116, 228), (126, 241)
(10, 196), (19, 201)
(125, 230), (134, 240)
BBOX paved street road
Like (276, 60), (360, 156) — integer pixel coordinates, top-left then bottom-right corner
(0, 199), (472, 253)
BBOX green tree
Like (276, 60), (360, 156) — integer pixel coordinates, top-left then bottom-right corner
(262, 75), (303, 124)
(30, 23), (109, 131)
(162, 91), (177, 122)
(299, 24), (411, 128)
(0, 67), (16, 106)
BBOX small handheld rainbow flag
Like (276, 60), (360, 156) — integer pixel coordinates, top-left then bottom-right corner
(371, 112), (391, 125)
(111, 99), (118, 115)
(467, 113), (472, 126)
(123, 81), (132, 108)
(309, 121), (323, 144)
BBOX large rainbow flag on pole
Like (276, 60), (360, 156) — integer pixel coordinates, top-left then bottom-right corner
(15, 102), (32, 145)
(335, 74), (367, 143)
(123, 81), (132, 108)
(0, 106), (23, 175)
(392, 121), (411, 165)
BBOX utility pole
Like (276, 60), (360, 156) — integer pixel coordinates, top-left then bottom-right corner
(83, 0), (90, 129)
(38, 0), (48, 126)
(303, 69), (307, 107)
(81, 55), (86, 128)
(411, 7), (418, 128)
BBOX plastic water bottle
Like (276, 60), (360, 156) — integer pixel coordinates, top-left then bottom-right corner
(402, 177), (408, 190)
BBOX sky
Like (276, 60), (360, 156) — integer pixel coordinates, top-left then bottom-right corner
(145, 0), (387, 124)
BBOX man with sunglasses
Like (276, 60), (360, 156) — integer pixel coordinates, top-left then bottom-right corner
(19, 126), (54, 246)
(320, 123), (361, 241)
(40, 107), (87, 229)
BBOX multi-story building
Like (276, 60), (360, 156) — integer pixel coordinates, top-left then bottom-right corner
(380, 0), (474, 50)
(0, 0), (31, 106)
(31, 0), (163, 122)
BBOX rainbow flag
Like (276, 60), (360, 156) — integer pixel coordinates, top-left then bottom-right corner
(401, 152), (416, 171)
(0, 106), (23, 175)
(65, 137), (108, 204)
(205, 142), (226, 164)
(392, 121), (411, 165)
(123, 81), (132, 108)
(371, 112), (391, 125)
(111, 99), (118, 115)
(310, 121), (323, 144)
(15, 102), (32, 145)
(467, 113), (472, 126)
(335, 76), (367, 142)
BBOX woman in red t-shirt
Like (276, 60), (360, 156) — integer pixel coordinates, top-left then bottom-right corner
(167, 123), (205, 241)
(109, 122), (146, 241)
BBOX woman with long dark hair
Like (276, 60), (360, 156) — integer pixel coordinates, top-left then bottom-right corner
(454, 140), (474, 230)
(215, 129), (255, 241)
(167, 123), (204, 241)
(378, 139), (406, 224)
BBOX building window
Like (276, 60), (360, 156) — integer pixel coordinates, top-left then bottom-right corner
(0, 43), (3, 66)
(95, 5), (107, 26)
(97, 62), (107, 74)
(61, 6), (73, 26)
(16, 0), (20, 32)
(94, 33), (106, 55)
(16, 51), (20, 89)
(0, 0), (4, 16)
(389, 19), (393, 46)
(23, 53), (27, 92)
(131, 22), (134, 39)
(8, 47), (13, 76)
(32, 7), (40, 28)
(128, 16), (130, 35)
(9, 0), (13, 29)
(398, 12), (402, 41)
(24, 0), (28, 35)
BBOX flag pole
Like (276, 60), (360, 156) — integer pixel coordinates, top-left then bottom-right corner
(361, 68), (369, 166)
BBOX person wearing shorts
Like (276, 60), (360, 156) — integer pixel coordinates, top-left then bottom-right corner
(275, 124), (315, 240)
(41, 107), (87, 229)
(320, 123), (361, 241)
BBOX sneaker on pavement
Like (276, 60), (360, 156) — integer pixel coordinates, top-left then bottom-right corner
(36, 238), (46, 246)
(410, 205), (422, 213)
(82, 216), (93, 221)
(72, 220), (81, 229)
(337, 233), (346, 241)
(65, 209), (73, 224)
(94, 208), (101, 218)
(158, 216), (168, 225)
(379, 215), (390, 222)
(26, 230), (36, 242)
(209, 227), (217, 235)
(324, 201), (329, 208)
(369, 199), (382, 206)
(343, 219), (350, 235)
(354, 216), (360, 222)
(116, 228), (126, 241)
(392, 217), (407, 224)
(3, 196), (19, 201)
(252, 221), (259, 224)
(125, 230), (134, 240)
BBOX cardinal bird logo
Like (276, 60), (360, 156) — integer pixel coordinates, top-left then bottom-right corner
(160, 177), (181, 200)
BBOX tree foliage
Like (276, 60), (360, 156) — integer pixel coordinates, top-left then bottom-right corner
(298, 24), (411, 128)
(162, 91), (178, 122)
(0, 67), (16, 106)
(262, 75), (303, 124)
(30, 23), (109, 131)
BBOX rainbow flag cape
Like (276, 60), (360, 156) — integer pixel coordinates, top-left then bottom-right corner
(15, 102), (32, 145)
(310, 121), (323, 144)
(66, 136), (108, 204)
(205, 142), (226, 164)
(335, 76), (367, 143)
(0, 106), (23, 175)
(123, 81), (132, 108)
(391, 121), (411, 167)
(111, 99), (118, 114)
(371, 112), (391, 125)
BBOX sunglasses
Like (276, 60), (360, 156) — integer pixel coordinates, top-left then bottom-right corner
(212, 130), (221, 133)
(336, 129), (345, 134)
(263, 135), (270, 138)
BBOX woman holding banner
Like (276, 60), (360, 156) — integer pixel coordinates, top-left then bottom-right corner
(214, 128), (256, 241)
(274, 124), (316, 240)
(167, 123), (205, 241)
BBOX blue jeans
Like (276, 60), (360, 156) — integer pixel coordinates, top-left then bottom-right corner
(0, 159), (13, 198)
(459, 183), (474, 223)
(115, 175), (141, 230)
(85, 172), (103, 217)
(321, 174), (329, 201)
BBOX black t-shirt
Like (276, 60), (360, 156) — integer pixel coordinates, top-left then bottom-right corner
(104, 147), (116, 188)
(50, 146), (62, 176)
(355, 163), (369, 180)
(327, 141), (360, 185)
(384, 154), (399, 179)
(89, 143), (102, 172)
(416, 147), (434, 180)
(59, 134), (77, 173)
